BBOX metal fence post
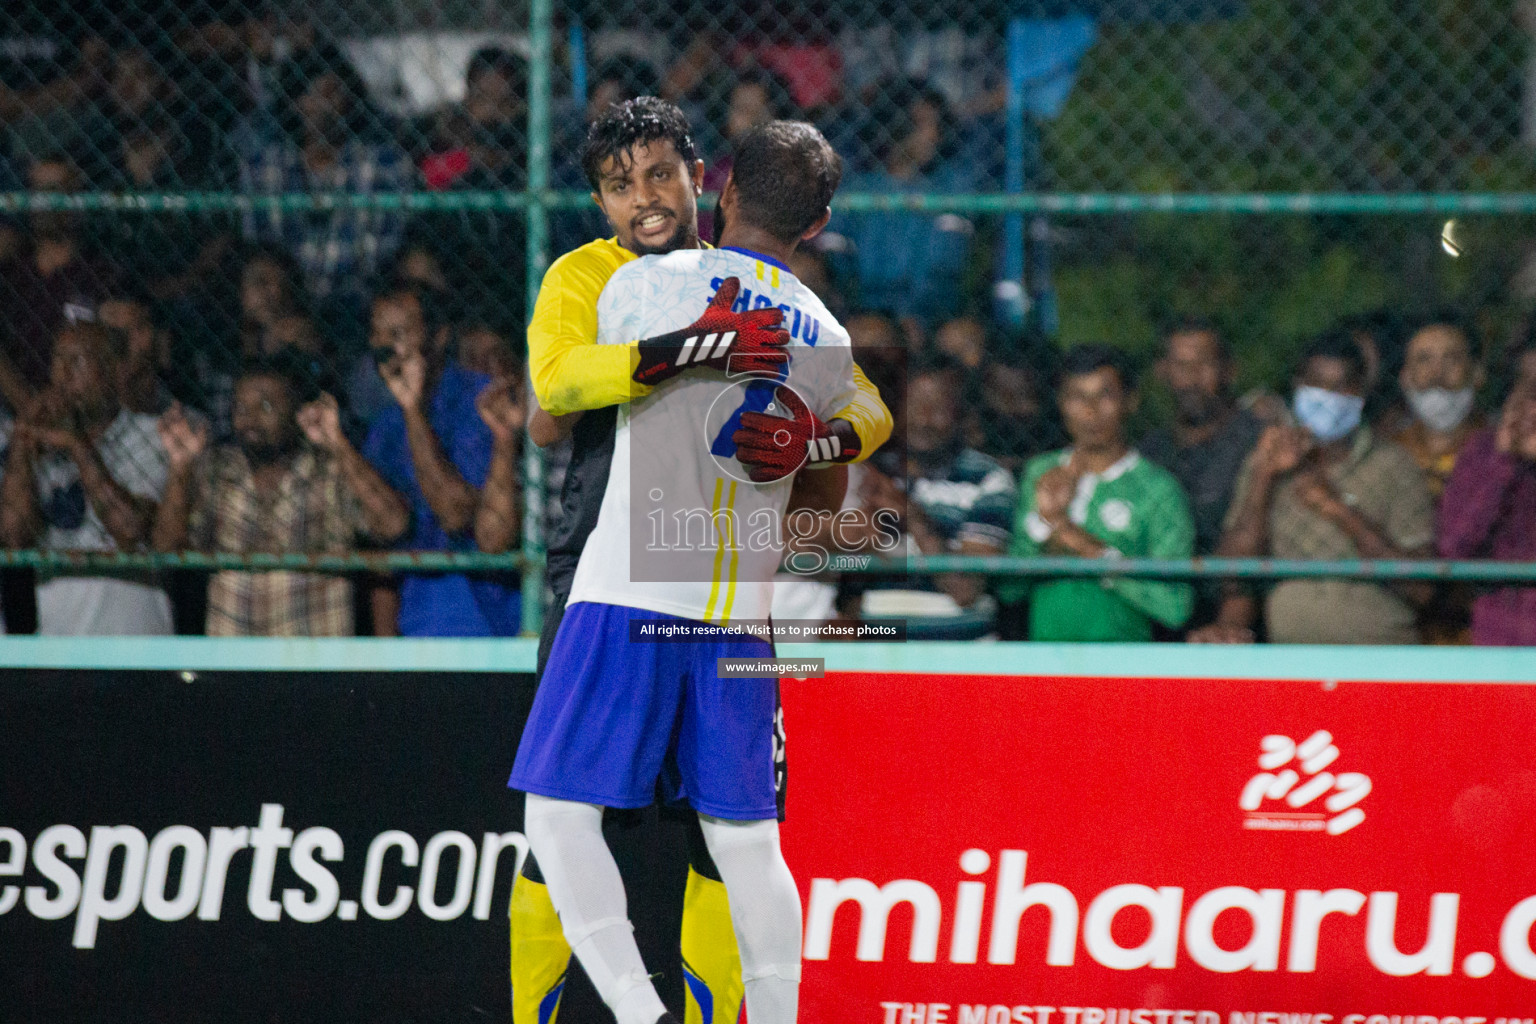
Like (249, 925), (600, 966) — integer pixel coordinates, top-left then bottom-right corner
(521, 0), (555, 637)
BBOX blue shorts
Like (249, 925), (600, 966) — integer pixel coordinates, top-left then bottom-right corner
(509, 601), (779, 820)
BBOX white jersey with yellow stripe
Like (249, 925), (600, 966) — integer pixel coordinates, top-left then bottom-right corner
(567, 246), (856, 626)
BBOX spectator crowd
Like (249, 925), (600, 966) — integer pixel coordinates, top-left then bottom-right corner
(1, 10), (1534, 644)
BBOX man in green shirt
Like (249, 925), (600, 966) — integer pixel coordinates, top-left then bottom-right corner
(1001, 345), (1195, 641)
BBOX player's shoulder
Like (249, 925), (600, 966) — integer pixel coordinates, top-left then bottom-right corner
(606, 248), (720, 299)
(788, 280), (850, 349)
(546, 237), (635, 288)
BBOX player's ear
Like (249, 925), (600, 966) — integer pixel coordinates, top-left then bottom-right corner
(719, 173), (737, 215)
(799, 207), (832, 243)
(690, 158), (705, 194)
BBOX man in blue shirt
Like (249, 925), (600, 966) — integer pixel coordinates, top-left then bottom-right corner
(363, 283), (521, 635)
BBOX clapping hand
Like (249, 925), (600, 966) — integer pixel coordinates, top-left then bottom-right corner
(1253, 424), (1313, 477)
(476, 377), (527, 444)
(156, 403), (209, 472)
(1290, 468), (1346, 518)
(1034, 456), (1081, 528)
(1495, 387), (1536, 461)
(296, 392), (347, 452)
(15, 391), (82, 456)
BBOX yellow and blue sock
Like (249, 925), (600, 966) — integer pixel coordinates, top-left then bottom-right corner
(680, 824), (744, 1024)
(509, 856), (573, 1024)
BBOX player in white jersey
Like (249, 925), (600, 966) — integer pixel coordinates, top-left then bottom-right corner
(566, 253), (854, 624)
(511, 121), (850, 1024)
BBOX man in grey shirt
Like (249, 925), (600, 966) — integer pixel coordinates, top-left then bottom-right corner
(1140, 320), (1263, 631)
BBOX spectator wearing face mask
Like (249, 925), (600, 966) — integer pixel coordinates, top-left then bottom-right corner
(1192, 331), (1435, 645)
(1382, 313), (1486, 497)
(1382, 314), (1486, 643)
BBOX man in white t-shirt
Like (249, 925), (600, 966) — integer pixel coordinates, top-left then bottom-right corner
(512, 121), (855, 1024)
(0, 321), (172, 635)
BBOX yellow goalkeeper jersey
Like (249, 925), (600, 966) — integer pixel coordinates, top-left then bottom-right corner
(526, 237), (891, 459)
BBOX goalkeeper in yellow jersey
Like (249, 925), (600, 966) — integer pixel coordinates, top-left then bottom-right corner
(510, 97), (891, 1024)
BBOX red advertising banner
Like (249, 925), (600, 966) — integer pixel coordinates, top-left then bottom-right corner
(779, 672), (1536, 1024)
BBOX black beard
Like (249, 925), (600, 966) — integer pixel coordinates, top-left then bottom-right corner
(240, 438), (296, 467)
(1173, 390), (1226, 427)
(630, 217), (693, 257)
(712, 203), (726, 246)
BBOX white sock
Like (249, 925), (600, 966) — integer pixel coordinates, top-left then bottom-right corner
(523, 795), (668, 1024)
(699, 815), (802, 1024)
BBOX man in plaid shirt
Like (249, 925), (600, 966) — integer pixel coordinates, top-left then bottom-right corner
(152, 352), (408, 635)
(232, 46), (409, 315)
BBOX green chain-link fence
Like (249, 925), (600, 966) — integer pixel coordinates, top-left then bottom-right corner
(1, 0), (1534, 639)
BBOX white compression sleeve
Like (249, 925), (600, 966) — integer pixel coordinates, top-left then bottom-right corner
(698, 815), (803, 1024)
(522, 794), (668, 1024)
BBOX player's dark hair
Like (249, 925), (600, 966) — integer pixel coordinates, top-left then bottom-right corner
(1298, 328), (1368, 388)
(729, 120), (842, 245)
(581, 96), (697, 192)
(1060, 343), (1137, 390)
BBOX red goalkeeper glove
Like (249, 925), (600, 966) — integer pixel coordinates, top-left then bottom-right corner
(631, 277), (789, 386)
(732, 385), (861, 483)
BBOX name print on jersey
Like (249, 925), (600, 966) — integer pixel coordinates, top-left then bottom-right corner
(708, 275), (825, 347)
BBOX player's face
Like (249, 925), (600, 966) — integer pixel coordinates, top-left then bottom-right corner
(592, 139), (703, 256)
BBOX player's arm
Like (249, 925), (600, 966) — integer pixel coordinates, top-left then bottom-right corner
(529, 254), (788, 415)
(829, 361), (892, 464)
(527, 252), (648, 416)
(527, 386), (582, 449)
(786, 464), (848, 517)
